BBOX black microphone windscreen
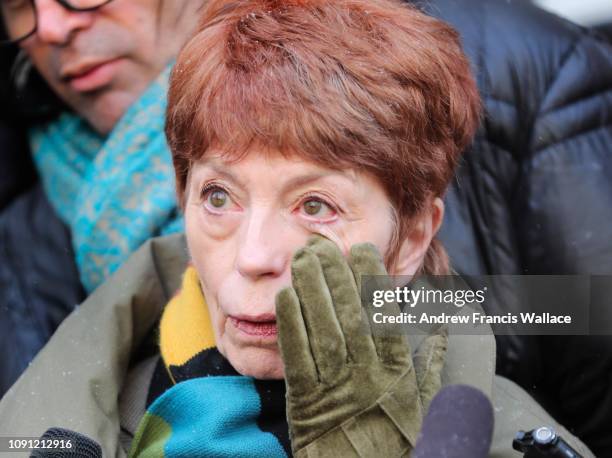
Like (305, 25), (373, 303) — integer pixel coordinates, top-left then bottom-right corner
(412, 384), (494, 458)
(30, 427), (102, 458)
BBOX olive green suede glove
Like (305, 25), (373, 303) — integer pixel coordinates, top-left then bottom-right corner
(275, 235), (448, 458)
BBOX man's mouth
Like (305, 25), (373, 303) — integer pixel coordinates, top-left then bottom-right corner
(229, 314), (277, 337)
(61, 58), (123, 93)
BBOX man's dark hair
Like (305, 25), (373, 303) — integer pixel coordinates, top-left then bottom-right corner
(0, 20), (63, 123)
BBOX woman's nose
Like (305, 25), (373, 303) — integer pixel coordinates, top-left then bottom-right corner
(235, 213), (291, 280)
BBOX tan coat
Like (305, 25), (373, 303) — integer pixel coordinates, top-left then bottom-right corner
(0, 234), (593, 457)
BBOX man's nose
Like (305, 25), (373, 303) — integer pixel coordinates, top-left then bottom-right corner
(236, 212), (291, 280)
(34, 0), (94, 45)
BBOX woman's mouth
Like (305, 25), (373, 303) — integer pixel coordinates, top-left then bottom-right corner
(229, 315), (277, 337)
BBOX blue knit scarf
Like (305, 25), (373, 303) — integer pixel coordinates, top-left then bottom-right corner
(29, 65), (183, 292)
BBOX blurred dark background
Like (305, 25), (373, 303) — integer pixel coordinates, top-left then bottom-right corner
(534, 0), (612, 40)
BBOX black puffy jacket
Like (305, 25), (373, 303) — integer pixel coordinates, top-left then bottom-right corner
(0, 121), (84, 397)
(0, 43), (83, 398)
(421, 0), (612, 456)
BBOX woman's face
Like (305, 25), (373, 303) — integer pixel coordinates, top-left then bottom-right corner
(184, 150), (429, 379)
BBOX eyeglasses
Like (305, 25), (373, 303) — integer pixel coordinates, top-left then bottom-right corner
(0, 0), (114, 45)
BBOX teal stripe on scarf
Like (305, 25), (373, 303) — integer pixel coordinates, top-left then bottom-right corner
(142, 376), (288, 457)
(30, 65), (183, 292)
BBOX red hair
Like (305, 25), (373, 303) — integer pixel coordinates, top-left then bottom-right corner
(166, 0), (481, 274)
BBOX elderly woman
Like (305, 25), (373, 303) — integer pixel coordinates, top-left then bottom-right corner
(0, 0), (593, 457)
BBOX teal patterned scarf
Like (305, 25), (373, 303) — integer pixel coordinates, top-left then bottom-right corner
(29, 65), (183, 292)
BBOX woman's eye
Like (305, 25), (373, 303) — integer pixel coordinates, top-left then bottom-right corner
(301, 198), (335, 219)
(202, 186), (233, 211)
(209, 190), (228, 208)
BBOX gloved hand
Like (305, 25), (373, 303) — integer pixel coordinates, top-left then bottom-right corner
(275, 235), (448, 458)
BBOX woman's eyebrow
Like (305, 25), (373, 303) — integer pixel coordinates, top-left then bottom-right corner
(281, 172), (357, 193)
(199, 163), (244, 187)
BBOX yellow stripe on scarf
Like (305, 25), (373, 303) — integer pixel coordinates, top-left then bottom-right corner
(160, 266), (216, 368)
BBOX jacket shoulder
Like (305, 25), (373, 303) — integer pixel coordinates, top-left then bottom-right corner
(490, 375), (594, 458)
(0, 233), (188, 457)
(144, 233), (190, 297)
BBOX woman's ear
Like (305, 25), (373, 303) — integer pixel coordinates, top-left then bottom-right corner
(392, 197), (444, 276)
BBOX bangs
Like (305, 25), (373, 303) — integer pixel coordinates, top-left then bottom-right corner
(166, 1), (400, 174)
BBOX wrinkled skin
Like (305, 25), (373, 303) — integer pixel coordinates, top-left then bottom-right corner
(184, 150), (443, 379)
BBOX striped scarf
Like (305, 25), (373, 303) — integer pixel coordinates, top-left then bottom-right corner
(129, 267), (291, 457)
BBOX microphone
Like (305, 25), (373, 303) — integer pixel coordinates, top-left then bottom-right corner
(30, 427), (102, 458)
(513, 426), (584, 458)
(412, 384), (494, 458)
